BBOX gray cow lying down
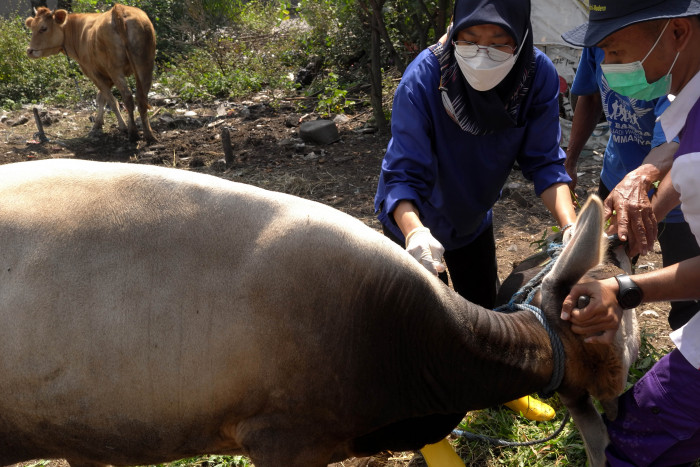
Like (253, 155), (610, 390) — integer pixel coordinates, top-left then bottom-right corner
(0, 159), (638, 467)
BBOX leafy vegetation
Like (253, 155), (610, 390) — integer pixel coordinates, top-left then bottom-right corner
(0, 0), (442, 122)
(145, 454), (252, 467)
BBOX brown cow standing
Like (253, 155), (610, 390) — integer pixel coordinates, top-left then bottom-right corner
(25, 4), (157, 143)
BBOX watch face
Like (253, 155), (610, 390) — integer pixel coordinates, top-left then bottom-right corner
(619, 287), (643, 309)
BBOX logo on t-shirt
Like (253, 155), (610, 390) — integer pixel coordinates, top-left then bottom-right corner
(601, 75), (653, 146)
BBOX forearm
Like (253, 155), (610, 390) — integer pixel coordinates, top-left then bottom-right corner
(634, 141), (678, 185)
(619, 142), (678, 201)
(651, 174), (682, 221)
(565, 93), (603, 164)
(540, 183), (577, 227)
(392, 200), (424, 238)
(633, 255), (700, 302)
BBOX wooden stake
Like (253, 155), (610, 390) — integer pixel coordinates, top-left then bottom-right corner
(221, 127), (234, 168)
(33, 107), (49, 143)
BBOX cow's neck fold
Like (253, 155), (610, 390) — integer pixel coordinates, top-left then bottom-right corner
(419, 299), (555, 413)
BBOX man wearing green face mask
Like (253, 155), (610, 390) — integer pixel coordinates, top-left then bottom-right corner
(565, 38), (700, 331)
(561, 0), (700, 464)
(601, 19), (679, 101)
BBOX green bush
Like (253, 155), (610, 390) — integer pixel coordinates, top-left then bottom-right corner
(0, 0), (389, 115)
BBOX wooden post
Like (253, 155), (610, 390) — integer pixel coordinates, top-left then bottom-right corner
(32, 107), (49, 143)
(221, 127), (234, 168)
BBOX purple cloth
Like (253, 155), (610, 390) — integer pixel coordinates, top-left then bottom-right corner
(605, 349), (700, 466)
(676, 97), (700, 160)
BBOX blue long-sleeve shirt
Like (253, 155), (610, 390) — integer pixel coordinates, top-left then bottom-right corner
(375, 47), (570, 251)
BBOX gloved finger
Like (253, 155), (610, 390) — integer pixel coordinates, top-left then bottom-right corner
(428, 245), (446, 272)
(428, 241), (445, 259)
(418, 254), (442, 276)
(434, 260), (446, 273)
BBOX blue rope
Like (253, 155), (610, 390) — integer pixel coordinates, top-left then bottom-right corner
(494, 241), (565, 398)
(497, 241), (563, 309)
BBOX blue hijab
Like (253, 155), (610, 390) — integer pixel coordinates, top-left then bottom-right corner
(430, 0), (535, 135)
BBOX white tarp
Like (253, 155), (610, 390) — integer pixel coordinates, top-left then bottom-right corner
(531, 1), (609, 150)
(532, 0), (590, 47)
(532, 0), (589, 83)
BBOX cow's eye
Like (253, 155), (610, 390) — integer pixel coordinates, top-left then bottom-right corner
(39, 26), (47, 33)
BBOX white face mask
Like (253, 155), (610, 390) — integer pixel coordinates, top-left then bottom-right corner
(454, 36), (523, 92)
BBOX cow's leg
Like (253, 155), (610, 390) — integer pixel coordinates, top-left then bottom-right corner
(101, 86), (129, 134)
(90, 72), (128, 135)
(134, 70), (157, 144)
(89, 90), (107, 136)
(560, 391), (608, 467)
(112, 76), (139, 142)
(92, 89), (129, 137)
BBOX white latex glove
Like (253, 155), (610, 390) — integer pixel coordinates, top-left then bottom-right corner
(405, 227), (446, 275)
(562, 223), (576, 245)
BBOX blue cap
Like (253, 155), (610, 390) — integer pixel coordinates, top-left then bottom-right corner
(562, 0), (700, 47)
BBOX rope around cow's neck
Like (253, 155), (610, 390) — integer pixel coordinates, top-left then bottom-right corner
(494, 240), (566, 398)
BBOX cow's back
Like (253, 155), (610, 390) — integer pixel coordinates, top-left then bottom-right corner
(0, 159), (436, 465)
(110, 4), (156, 76)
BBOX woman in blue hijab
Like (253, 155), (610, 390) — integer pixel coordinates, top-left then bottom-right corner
(375, 0), (576, 308)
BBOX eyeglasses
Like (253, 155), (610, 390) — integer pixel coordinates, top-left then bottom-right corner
(452, 41), (516, 62)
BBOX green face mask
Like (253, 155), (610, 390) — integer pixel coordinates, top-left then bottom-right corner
(601, 20), (679, 101)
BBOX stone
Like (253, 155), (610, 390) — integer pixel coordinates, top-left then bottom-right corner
(299, 119), (339, 145)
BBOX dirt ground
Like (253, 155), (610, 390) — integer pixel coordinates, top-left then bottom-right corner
(1, 93), (676, 467)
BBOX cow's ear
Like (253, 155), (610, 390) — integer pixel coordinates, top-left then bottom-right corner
(25, 16), (34, 28)
(54, 9), (68, 25)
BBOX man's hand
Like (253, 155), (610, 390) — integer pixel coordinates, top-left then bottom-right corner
(561, 278), (623, 344)
(604, 172), (657, 256)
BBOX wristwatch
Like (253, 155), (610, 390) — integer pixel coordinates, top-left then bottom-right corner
(614, 274), (643, 309)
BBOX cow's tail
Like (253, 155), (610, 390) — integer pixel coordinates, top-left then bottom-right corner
(112, 4), (155, 109)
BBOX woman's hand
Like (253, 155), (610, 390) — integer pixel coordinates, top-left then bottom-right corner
(405, 227), (446, 275)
